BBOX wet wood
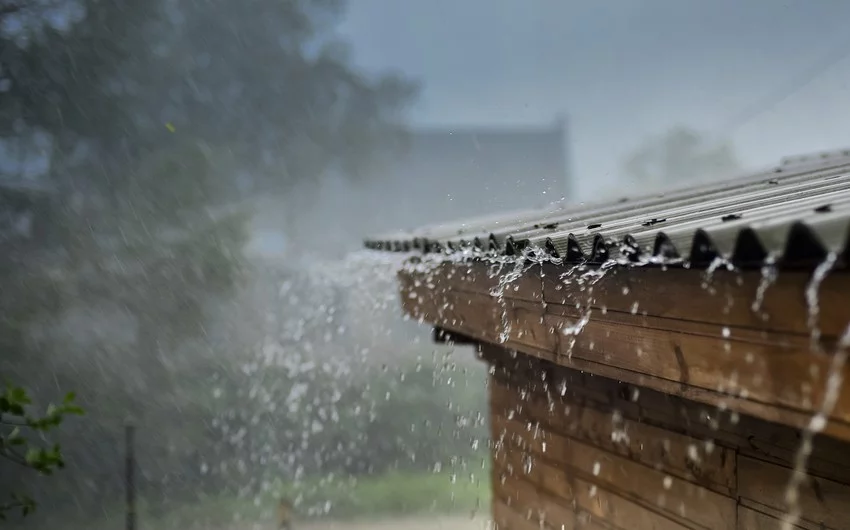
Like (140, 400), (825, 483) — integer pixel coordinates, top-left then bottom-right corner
(492, 499), (551, 530)
(538, 263), (850, 339)
(571, 476), (689, 530)
(544, 313), (850, 424)
(492, 469), (581, 529)
(737, 506), (804, 530)
(486, 354), (850, 529)
(737, 455), (850, 530)
(401, 261), (850, 337)
(402, 258), (850, 528)
(493, 413), (737, 529)
(399, 261), (850, 441)
(484, 343), (850, 485)
(489, 378), (737, 495)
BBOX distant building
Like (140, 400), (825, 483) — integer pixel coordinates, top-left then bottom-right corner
(245, 116), (572, 257)
(370, 116), (571, 231)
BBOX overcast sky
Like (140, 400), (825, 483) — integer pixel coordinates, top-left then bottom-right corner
(339, 0), (850, 200)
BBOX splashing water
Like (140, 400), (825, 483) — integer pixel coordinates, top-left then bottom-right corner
(700, 256), (734, 293)
(805, 253), (837, 347)
(487, 250), (540, 344)
(781, 253), (842, 530)
(192, 248), (495, 525)
(490, 257), (527, 344)
(751, 255), (778, 318)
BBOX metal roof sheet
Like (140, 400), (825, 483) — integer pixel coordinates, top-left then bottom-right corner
(364, 149), (850, 268)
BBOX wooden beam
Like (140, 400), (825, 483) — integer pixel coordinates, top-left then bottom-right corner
(399, 260), (850, 441)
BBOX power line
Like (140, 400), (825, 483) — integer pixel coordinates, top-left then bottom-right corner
(719, 34), (850, 137)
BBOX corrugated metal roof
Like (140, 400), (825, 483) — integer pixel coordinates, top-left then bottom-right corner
(364, 149), (850, 268)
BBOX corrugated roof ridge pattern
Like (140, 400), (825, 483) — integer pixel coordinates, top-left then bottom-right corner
(364, 152), (850, 267)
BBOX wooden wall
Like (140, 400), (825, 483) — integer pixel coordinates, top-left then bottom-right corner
(399, 261), (850, 442)
(484, 345), (850, 530)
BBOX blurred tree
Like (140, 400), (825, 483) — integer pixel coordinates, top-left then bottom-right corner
(1, 0), (419, 518)
(155, 0), (418, 189)
(622, 125), (740, 187)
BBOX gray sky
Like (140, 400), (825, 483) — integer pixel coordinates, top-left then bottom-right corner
(340, 0), (850, 200)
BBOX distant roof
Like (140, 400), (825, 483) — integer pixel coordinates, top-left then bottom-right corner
(367, 119), (570, 230)
(364, 148), (850, 269)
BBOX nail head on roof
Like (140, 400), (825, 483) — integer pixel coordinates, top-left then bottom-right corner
(587, 223), (602, 230)
(814, 204), (832, 213)
(721, 214), (742, 222)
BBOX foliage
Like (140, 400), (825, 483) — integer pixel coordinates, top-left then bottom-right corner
(0, 0), (420, 522)
(0, 385), (83, 520)
(623, 125), (740, 186)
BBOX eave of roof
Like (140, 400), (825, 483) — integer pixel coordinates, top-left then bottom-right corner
(364, 149), (850, 269)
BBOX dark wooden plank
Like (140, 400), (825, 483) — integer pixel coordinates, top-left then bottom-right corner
(539, 264), (850, 339)
(737, 455), (850, 530)
(493, 499), (554, 530)
(410, 282), (850, 439)
(489, 348), (850, 487)
(404, 261), (850, 338)
(737, 505), (805, 530)
(493, 470), (585, 529)
(494, 413), (736, 530)
(738, 500), (828, 530)
(543, 313), (850, 424)
(571, 477), (690, 530)
(488, 377), (736, 495)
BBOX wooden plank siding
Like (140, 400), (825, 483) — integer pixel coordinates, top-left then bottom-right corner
(399, 260), (850, 441)
(485, 348), (850, 529)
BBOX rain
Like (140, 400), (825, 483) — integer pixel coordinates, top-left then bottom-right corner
(4, 2), (850, 530)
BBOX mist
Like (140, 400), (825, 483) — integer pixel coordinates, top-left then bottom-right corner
(2, 1), (849, 529)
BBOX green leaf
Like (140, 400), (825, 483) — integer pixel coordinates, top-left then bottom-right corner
(62, 392), (76, 404)
(60, 404), (85, 416)
(7, 386), (30, 406)
(24, 447), (41, 466)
